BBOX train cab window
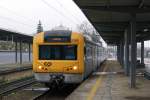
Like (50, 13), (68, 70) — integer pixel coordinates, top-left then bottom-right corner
(39, 45), (77, 60)
(64, 45), (77, 60)
(51, 47), (61, 59)
(39, 46), (51, 59)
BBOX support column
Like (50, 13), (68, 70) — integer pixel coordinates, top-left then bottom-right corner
(29, 43), (31, 62)
(117, 45), (120, 62)
(124, 29), (130, 76)
(130, 13), (136, 88)
(120, 40), (124, 66)
(141, 40), (144, 64)
(120, 43), (122, 64)
(19, 40), (22, 64)
(15, 41), (17, 63)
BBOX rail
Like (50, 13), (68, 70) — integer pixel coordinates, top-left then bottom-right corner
(0, 76), (35, 96)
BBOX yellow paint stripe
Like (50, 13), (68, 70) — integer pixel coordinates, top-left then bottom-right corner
(87, 66), (108, 100)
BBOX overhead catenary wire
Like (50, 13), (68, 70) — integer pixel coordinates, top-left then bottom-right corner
(55, 0), (81, 23)
(0, 4), (36, 24)
(56, 0), (98, 35)
(0, 15), (33, 28)
(41, 0), (78, 25)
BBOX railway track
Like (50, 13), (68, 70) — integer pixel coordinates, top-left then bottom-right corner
(32, 90), (50, 100)
(0, 76), (36, 96)
(33, 84), (78, 100)
(0, 66), (32, 75)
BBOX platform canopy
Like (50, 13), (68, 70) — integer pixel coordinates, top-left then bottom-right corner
(0, 28), (33, 43)
(74, 0), (150, 45)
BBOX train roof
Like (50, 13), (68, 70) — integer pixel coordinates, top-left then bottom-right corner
(44, 30), (71, 37)
(37, 30), (103, 46)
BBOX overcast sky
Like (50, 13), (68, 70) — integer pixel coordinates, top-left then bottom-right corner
(0, 0), (89, 35)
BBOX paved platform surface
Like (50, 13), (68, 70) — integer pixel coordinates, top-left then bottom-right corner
(0, 63), (32, 72)
(66, 60), (150, 100)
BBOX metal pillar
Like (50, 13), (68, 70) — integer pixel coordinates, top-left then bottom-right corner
(122, 42), (124, 66)
(120, 40), (124, 66)
(120, 43), (122, 64)
(119, 45), (122, 64)
(117, 45), (121, 63)
(120, 43), (122, 65)
(141, 40), (144, 64)
(29, 43), (31, 62)
(130, 13), (136, 88)
(124, 29), (130, 76)
(19, 40), (22, 64)
(15, 41), (18, 63)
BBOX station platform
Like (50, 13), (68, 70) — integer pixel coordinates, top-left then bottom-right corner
(66, 60), (150, 100)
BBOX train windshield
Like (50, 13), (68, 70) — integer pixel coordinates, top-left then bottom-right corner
(39, 45), (77, 60)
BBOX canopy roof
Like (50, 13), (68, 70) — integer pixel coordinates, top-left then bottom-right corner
(74, 0), (150, 45)
(0, 28), (32, 43)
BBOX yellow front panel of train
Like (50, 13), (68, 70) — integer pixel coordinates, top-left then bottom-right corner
(33, 32), (84, 74)
(34, 60), (79, 73)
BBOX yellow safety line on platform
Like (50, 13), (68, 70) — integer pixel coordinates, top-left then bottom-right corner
(87, 65), (108, 100)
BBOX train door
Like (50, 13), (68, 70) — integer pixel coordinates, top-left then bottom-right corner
(92, 45), (97, 71)
(96, 46), (99, 70)
(92, 46), (95, 71)
(98, 47), (101, 68)
(84, 44), (93, 78)
(95, 46), (97, 70)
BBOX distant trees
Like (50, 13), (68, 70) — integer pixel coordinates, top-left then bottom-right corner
(0, 41), (14, 50)
(76, 21), (92, 35)
(37, 20), (43, 33)
(76, 21), (102, 43)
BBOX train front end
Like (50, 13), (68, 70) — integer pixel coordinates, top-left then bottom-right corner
(33, 30), (84, 84)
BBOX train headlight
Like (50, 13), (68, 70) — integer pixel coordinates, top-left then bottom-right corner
(38, 66), (42, 69)
(73, 66), (78, 70)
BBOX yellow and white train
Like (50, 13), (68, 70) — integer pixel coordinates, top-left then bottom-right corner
(33, 30), (107, 85)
